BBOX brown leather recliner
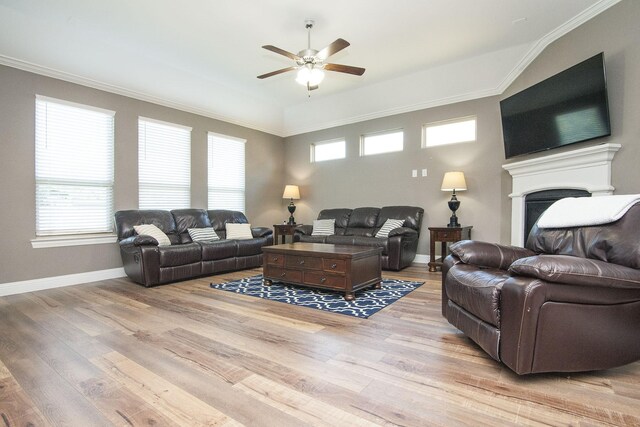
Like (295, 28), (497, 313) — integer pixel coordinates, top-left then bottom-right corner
(442, 203), (640, 375)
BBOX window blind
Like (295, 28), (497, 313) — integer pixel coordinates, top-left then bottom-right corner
(35, 96), (115, 236)
(208, 132), (245, 212)
(138, 118), (191, 209)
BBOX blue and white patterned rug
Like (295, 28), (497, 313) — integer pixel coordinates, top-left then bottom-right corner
(210, 275), (423, 318)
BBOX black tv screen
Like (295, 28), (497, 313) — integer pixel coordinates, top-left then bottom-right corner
(500, 52), (611, 159)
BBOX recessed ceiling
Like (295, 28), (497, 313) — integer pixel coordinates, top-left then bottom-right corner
(0, 0), (620, 136)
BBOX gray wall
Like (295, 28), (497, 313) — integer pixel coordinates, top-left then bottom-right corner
(285, 0), (640, 253)
(0, 65), (284, 283)
(499, 0), (640, 241)
(284, 96), (506, 256)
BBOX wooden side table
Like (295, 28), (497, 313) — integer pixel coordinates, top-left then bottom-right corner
(428, 226), (472, 272)
(273, 224), (300, 245)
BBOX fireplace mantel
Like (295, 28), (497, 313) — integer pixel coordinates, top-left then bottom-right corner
(503, 143), (621, 246)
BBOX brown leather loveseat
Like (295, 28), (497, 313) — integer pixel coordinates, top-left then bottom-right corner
(293, 206), (424, 270)
(442, 203), (640, 374)
(115, 209), (273, 287)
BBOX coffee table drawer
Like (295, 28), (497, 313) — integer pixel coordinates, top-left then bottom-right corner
(285, 255), (322, 270)
(266, 253), (285, 267)
(303, 271), (346, 289)
(323, 258), (346, 273)
(265, 266), (302, 283)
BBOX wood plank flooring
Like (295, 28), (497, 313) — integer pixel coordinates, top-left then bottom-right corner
(2, 265), (640, 426)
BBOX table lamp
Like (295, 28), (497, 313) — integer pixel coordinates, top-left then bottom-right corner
(282, 185), (300, 225)
(441, 171), (467, 228)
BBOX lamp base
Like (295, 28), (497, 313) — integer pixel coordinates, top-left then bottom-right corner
(447, 194), (461, 228)
(447, 215), (460, 228)
(287, 201), (297, 225)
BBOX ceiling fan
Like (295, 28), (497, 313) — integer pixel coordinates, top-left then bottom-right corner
(257, 20), (365, 94)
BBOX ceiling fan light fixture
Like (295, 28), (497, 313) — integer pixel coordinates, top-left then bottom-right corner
(296, 66), (325, 86)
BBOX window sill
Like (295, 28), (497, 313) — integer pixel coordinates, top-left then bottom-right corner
(31, 234), (118, 249)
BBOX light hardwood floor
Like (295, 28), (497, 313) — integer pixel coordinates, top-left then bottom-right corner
(1, 265), (640, 426)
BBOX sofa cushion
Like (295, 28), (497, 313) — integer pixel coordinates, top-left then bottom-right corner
(200, 240), (237, 261)
(298, 235), (329, 243)
(377, 206), (423, 231)
(172, 209), (212, 243)
(445, 264), (509, 327)
(158, 243), (201, 267)
(115, 210), (177, 241)
(237, 237), (268, 257)
(325, 235), (388, 254)
(226, 223), (253, 240)
(188, 227), (220, 242)
(317, 208), (352, 229)
(312, 219), (335, 236)
(344, 207), (379, 236)
(208, 210), (249, 237)
(134, 224), (171, 246)
(375, 218), (405, 238)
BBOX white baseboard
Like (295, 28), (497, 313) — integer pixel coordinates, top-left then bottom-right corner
(413, 254), (429, 264)
(0, 267), (126, 297)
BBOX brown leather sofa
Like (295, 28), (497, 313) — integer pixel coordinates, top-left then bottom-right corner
(293, 206), (424, 270)
(442, 203), (640, 374)
(114, 209), (273, 287)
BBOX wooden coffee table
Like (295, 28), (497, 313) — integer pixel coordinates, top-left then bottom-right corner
(262, 243), (382, 301)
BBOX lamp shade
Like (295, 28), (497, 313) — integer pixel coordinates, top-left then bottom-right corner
(441, 171), (467, 191)
(282, 185), (300, 199)
(296, 67), (324, 86)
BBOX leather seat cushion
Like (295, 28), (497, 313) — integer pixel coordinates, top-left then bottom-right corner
(158, 243), (201, 267)
(236, 237), (267, 257)
(445, 264), (509, 327)
(298, 235), (329, 243)
(325, 235), (388, 254)
(201, 240), (237, 261)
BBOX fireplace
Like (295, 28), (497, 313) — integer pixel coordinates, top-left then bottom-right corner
(503, 143), (620, 246)
(524, 189), (590, 242)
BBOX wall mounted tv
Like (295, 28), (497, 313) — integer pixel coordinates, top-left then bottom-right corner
(500, 52), (611, 159)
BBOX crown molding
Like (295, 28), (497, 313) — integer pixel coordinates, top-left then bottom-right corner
(0, 54), (285, 137)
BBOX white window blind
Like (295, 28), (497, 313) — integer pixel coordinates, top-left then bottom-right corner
(208, 132), (245, 212)
(35, 96), (115, 236)
(138, 118), (191, 209)
(311, 139), (346, 162)
(361, 130), (404, 156)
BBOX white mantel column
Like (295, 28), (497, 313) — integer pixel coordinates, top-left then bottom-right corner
(502, 143), (621, 246)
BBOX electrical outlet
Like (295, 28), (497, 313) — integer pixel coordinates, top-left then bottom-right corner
(412, 169), (418, 178)
(422, 168), (428, 177)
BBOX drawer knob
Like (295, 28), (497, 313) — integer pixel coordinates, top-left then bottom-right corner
(280, 272), (286, 277)
(320, 277), (326, 283)
(273, 257), (278, 261)
(299, 260), (305, 265)
(331, 263), (337, 269)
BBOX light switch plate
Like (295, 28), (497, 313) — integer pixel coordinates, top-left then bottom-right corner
(412, 169), (418, 178)
(422, 168), (428, 177)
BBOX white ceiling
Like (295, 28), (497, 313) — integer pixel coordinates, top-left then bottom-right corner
(0, 0), (620, 136)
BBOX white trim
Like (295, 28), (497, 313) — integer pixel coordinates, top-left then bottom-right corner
(0, 267), (126, 297)
(0, 54), (284, 137)
(413, 254), (429, 264)
(31, 234), (118, 248)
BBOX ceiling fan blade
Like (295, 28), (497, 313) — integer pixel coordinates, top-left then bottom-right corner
(262, 45), (301, 61)
(324, 63), (366, 76)
(257, 66), (297, 79)
(316, 38), (350, 60)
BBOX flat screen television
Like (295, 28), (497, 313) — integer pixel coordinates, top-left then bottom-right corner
(500, 52), (611, 159)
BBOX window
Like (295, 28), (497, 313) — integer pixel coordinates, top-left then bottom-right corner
(35, 96), (114, 236)
(361, 130), (403, 156)
(423, 116), (476, 148)
(138, 118), (191, 209)
(208, 132), (245, 212)
(311, 139), (346, 162)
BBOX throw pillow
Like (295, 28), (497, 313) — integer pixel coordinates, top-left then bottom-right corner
(226, 223), (253, 240)
(133, 224), (171, 246)
(375, 218), (405, 238)
(188, 227), (220, 242)
(311, 219), (335, 236)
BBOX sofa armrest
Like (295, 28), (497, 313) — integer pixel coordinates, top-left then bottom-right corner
(251, 227), (273, 238)
(294, 225), (313, 236)
(388, 227), (418, 238)
(119, 235), (159, 247)
(509, 255), (640, 289)
(449, 240), (535, 270)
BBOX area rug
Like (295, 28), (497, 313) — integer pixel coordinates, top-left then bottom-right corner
(210, 275), (423, 318)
